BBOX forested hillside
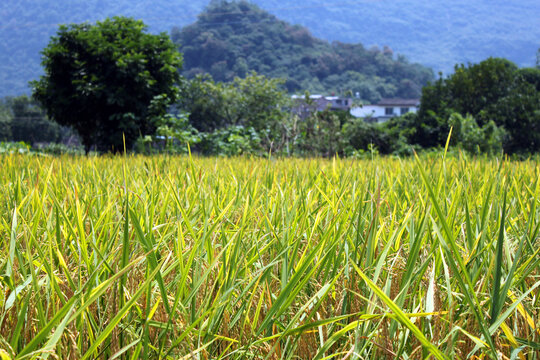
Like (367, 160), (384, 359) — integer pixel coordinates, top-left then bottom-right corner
(1, 0), (539, 96)
(262, 0), (539, 75)
(174, 1), (432, 101)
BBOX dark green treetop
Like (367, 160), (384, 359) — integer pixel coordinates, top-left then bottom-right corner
(32, 16), (182, 153)
(416, 58), (540, 154)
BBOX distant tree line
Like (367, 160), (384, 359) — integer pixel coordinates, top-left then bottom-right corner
(2, 15), (539, 158)
(0, 95), (70, 144)
(163, 57), (539, 157)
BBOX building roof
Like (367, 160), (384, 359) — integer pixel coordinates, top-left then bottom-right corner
(291, 95), (348, 101)
(377, 98), (420, 106)
(291, 94), (324, 100)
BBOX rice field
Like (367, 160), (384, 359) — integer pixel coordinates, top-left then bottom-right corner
(0, 152), (539, 359)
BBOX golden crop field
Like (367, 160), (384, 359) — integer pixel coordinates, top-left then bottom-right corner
(0, 153), (538, 359)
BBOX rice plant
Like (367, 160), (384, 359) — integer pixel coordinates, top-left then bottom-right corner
(0, 152), (538, 359)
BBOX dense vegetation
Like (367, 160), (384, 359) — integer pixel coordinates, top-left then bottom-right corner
(413, 58), (540, 155)
(0, 95), (72, 145)
(259, 0), (540, 75)
(138, 58), (538, 158)
(0, 154), (538, 359)
(0, 11), (538, 157)
(3, 59), (539, 157)
(173, 1), (433, 101)
(3, 0), (539, 97)
(2, 49), (539, 157)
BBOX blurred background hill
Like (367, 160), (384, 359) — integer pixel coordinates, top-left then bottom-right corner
(1, 0), (539, 96)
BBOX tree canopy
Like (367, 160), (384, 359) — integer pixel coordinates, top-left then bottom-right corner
(416, 58), (540, 154)
(32, 16), (182, 152)
(177, 72), (290, 154)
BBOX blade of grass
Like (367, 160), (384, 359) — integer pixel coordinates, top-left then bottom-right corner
(79, 254), (170, 360)
(415, 153), (498, 357)
(350, 260), (449, 360)
(490, 191), (506, 325)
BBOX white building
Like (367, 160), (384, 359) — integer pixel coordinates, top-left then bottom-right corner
(291, 94), (352, 119)
(350, 98), (420, 123)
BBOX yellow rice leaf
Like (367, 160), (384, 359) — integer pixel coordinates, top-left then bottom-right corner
(147, 298), (161, 321)
(0, 349), (11, 360)
(500, 322), (526, 360)
(509, 290), (537, 333)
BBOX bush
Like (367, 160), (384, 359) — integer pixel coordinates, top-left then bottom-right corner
(296, 109), (344, 157)
(342, 117), (390, 155)
(449, 113), (505, 155)
(197, 125), (261, 156)
(0, 141), (31, 154)
(0, 108), (11, 141)
(33, 143), (85, 156)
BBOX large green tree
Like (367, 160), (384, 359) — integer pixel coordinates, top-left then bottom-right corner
(417, 58), (540, 154)
(32, 17), (182, 153)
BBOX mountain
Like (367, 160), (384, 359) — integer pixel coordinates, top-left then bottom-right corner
(1, 0), (539, 97)
(174, 1), (432, 102)
(262, 0), (540, 74)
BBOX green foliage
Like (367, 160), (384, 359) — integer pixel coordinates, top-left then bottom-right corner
(418, 58), (540, 154)
(0, 101), (12, 141)
(380, 112), (421, 156)
(480, 80), (540, 154)
(517, 67), (540, 91)
(178, 75), (229, 133)
(448, 113), (505, 155)
(198, 125), (262, 156)
(443, 58), (517, 118)
(341, 114), (422, 157)
(0, 95), (70, 144)
(180, 73), (288, 130)
(342, 117), (382, 155)
(33, 142), (86, 155)
(0, 141), (31, 154)
(6, 95), (62, 144)
(32, 17), (182, 153)
(174, 1), (433, 102)
(179, 72), (289, 153)
(296, 109), (344, 157)
(155, 112), (201, 154)
(2, 0), (539, 97)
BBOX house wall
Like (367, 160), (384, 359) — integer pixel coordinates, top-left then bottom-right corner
(350, 105), (385, 118)
(291, 95), (352, 118)
(350, 105), (418, 122)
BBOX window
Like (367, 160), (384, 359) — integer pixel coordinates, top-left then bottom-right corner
(385, 107), (394, 115)
(400, 107), (409, 115)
